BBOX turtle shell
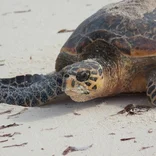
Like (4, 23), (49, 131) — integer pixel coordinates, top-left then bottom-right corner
(55, 0), (156, 71)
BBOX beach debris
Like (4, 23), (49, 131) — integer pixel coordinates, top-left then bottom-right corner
(2, 9), (31, 16)
(0, 109), (13, 115)
(118, 104), (137, 115)
(139, 146), (154, 151)
(112, 104), (150, 116)
(62, 144), (93, 155)
(64, 135), (73, 138)
(148, 129), (153, 133)
(57, 29), (75, 33)
(108, 133), (116, 135)
(0, 132), (21, 138)
(3, 142), (28, 148)
(86, 4), (92, 6)
(0, 139), (8, 143)
(14, 9), (31, 14)
(0, 60), (5, 66)
(41, 127), (58, 131)
(120, 137), (136, 141)
(0, 123), (22, 130)
(2, 12), (12, 16)
(7, 108), (28, 119)
(73, 112), (81, 116)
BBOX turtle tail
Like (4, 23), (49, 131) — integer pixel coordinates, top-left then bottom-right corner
(0, 73), (63, 107)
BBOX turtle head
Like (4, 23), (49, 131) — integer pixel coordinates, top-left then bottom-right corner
(61, 60), (104, 102)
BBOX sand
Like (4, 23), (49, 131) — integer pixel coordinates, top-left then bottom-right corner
(0, 0), (156, 155)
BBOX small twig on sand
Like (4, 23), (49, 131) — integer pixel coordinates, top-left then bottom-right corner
(14, 9), (31, 14)
(3, 142), (28, 148)
(0, 139), (8, 143)
(0, 132), (21, 138)
(57, 29), (75, 33)
(41, 127), (58, 131)
(64, 135), (73, 138)
(73, 112), (81, 116)
(62, 144), (93, 155)
(0, 109), (13, 115)
(139, 146), (154, 151)
(120, 137), (136, 141)
(7, 108), (28, 119)
(0, 123), (22, 130)
(108, 133), (116, 135)
(1, 12), (12, 16)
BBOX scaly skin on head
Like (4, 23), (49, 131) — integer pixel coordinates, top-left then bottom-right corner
(61, 59), (121, 102)
(61, 59), (104, 101)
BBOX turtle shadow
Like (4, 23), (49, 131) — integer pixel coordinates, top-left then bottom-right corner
(9, 93), (148, 122)
(8, 95), (105, 122)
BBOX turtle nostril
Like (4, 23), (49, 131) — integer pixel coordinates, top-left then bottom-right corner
(76, 71), (90, 82)
(64, 74), (70, 78)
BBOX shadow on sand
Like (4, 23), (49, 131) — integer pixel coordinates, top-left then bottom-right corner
(5, 93), (149, 122)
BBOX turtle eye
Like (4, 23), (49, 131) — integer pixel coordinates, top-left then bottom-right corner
(76, 71), (90, 82)
(64, 74), (70, 78)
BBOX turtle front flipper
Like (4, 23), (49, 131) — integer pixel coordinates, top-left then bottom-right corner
(0, 74), (45, 88)
(0, 73), (63, 107)
(146, 71), (156, 107)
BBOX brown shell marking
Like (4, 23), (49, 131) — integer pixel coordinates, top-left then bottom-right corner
(75, 29), (156, 58)
(112, 36), (156, 57)
(75, 29), (120, 54)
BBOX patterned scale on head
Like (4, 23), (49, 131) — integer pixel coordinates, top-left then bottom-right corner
(61, 60), (104, 102)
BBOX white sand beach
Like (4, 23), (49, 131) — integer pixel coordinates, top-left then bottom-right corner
(0, 0), (156, 155)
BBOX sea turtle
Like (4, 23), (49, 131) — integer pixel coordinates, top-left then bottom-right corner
(0, 0), (156, 107)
